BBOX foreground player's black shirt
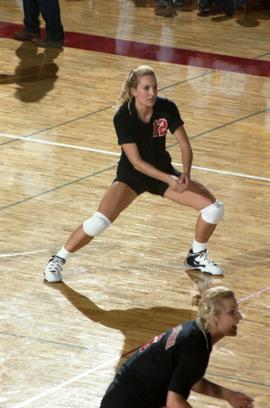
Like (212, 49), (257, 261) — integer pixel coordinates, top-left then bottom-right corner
(114, 320), (212, 407)
(113, 96), (184, 175)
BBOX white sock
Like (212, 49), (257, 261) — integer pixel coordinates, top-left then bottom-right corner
(56, 246), (71, 261)
(192, 240), (207, 253)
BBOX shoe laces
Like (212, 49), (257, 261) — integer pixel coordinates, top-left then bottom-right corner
(196, 251), (218, 266)
(47, 256), (64, 273)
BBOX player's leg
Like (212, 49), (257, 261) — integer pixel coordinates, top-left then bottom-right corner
(43, 181), (138, 282)
(164, 179), (224, 275)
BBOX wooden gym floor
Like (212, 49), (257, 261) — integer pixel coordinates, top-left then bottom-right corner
(0, 1), (270, 407)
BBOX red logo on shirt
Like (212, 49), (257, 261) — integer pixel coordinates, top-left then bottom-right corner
(153, 118), (168, 138)
(139, 332), (166, 352)
(165, 324), (183, 350)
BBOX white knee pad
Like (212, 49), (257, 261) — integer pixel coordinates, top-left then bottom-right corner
(200, 200), (224, 224)
(83, 211), (111, 237)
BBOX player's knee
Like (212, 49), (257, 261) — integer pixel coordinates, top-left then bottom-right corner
(200, 200), (224, 224)
(83, 211), (111, 236)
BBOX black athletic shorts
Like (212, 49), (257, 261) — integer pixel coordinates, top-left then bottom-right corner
(115, 165), (181, 196)
(100, 381), (148, 408)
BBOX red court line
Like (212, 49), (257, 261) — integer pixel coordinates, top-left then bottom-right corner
(1, 21), (270, 77)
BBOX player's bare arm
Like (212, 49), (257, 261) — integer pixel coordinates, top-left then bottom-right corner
(165, 390), (193, 408)
(173, 125), (193, 180)
(192, 378), (254, 408)
(121, 142), (183, 191)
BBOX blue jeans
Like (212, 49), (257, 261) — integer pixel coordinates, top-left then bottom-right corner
(22, 0), (64, 41)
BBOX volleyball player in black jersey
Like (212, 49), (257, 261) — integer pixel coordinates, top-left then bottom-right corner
(100, 287), (254, 408)
(44, 65), (224, 282)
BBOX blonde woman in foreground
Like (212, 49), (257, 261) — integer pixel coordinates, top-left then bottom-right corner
(100, 286), (254, 408)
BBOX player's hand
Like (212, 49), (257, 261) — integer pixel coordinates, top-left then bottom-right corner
(227, 391), (254, 408)
(178, 173), (190, 191)
(168, 175), (185, 192)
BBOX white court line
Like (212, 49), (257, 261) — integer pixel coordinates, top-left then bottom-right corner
(0, 249), (47, 258)
(1, 132), (270, 182)
(0, 133), (120, 156)
(188, 165), (270, 183)
(12, 356), (119, 408)
(239, 287), (270, 303)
